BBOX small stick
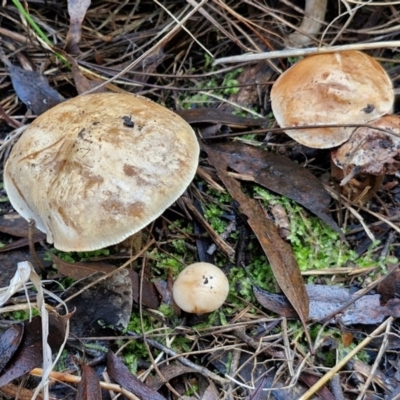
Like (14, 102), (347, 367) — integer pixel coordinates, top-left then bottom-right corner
(213, 40), (400, 65)
(298, 317), (393, 400)
(30, 368), (139, 400)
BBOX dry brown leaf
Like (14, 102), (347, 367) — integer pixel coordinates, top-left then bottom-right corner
(209, 141), (343, 238)
(254, 284), (400, 325)
(107, 351), (166, 400)
(204, 144), (310, 329)
(0, 313), (69, 386)
(66, 0), (91, 54)
(75, 365), (102, 400)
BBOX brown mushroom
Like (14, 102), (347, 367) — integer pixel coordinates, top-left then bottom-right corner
(271, 51), (394, 149)
(172, 262), (229, 315)
(4, 93), (199, 251)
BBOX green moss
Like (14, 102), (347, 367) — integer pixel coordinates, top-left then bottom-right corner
(253, 186), (394, 273)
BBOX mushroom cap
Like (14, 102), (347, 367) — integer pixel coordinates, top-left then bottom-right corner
(172, 262), (229, 315)
(4, 93), (199, 251)
(331, 114), (400, 176)
(271, 51), (394, 149)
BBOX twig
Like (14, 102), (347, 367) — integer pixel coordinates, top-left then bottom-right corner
(213, 40), (400, 65)
(140, 335), (229, 385)
(298, 317), (393, 400)
(355, 317), (392, 400)
(30, 368), (140, 400)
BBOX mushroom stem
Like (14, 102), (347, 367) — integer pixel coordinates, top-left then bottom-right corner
(287, 0), (327, 47)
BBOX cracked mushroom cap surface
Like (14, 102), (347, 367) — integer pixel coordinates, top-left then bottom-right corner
(172, 262), (229, 315)
(271, 51), (394, 149)
(4, 93), (199, 251)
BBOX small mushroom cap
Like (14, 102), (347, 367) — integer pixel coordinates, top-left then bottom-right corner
(4, 93), (199, 251)
(331, 114), (400, 177)
(172, 262), (229, 315)
(271, 51), (394, 149)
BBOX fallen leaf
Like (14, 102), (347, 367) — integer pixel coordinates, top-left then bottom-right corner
(129, 270), (160, 309)
(0, 313), (68, 386)
(147, 365), (198, 390)
(63, 53), (105, 95)
(52, 244), (159, 309)
(332, 114), (400, 178)
(209, 141), (343, 238)
(254, 284), (400, 325)
(377, 268), (400, 305)
(204, 144), (310, 330)
(0, 213), (42, 238)
(299, 372), (335, 400)
(66, 0), (91, 54)
(62, 270), (132, 338)
(0, 323), (24, 371)
(50, 251), (117, 280)
(3, 58), (64, 115)
(201, 380), (219, 400)
(107, 351), (166, 400)
(75, 364), (102, 400)
(175, 108), (269, 127)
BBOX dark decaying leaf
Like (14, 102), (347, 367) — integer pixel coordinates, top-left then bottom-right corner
(0, 213), (46, 255)
(210, 350), (306, 399)
(64, 53), (105, 95)
(0, 213), (42, 238)
(254, 284), (400, 325)
(147, 365), (198, 390)
(66, 0), (91, 54)
(129, 270), (160, 309)
(0, 249), (50, 288)
(75, 365), (102, 400)
(0, 323), (24, 371)
(7, 63), (64, 115)
(50, 251), (117, 280)
(299, 372), (336, 400)
(62, 270), (132, 337)
(0, 313), (68, 386)
(209, 141), (343, 238)
(0, 236), (47, 253)
(201, 380), (219, 400)
(377, 268), (400, 305)
(107, 351), (166, 400)
(53, 250), (159, 309)
(175, 108), (269, 127)
(205, 144), (309, 329)
(245, 373), (268, 400)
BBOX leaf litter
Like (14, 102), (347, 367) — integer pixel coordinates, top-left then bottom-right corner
(0, 0), (400, 398)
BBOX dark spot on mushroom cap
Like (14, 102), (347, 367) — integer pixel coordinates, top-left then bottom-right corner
(362, 104), (375, 114)
(123, 164), (136, 177)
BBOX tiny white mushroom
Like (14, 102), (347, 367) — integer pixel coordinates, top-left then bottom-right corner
(172, 262), (229, 315)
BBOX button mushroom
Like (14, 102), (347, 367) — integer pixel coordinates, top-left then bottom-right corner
(172, 262), (229, 315)
(4, 93), (199, 251)
(271, 50), (394, 149)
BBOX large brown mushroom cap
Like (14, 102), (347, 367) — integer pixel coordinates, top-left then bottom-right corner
(271, 51), (394, 149)
(4, 93), (199, 251)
